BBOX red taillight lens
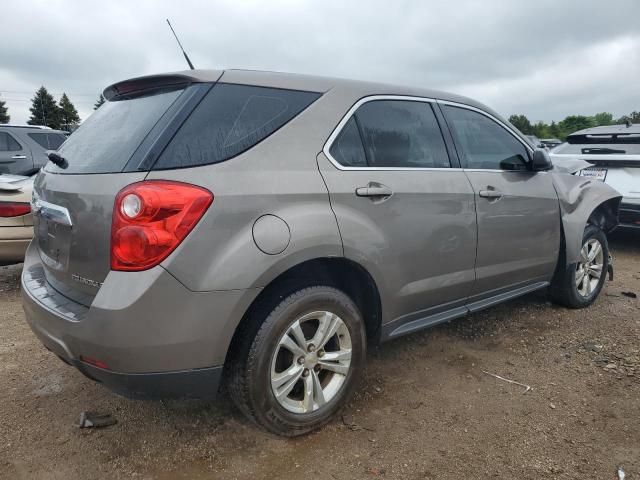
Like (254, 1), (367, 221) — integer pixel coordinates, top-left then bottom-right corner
(0, 202), (31, 217)
(111, 181), (213, 271)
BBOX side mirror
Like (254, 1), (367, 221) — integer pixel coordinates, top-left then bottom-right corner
(531, 148), (553, 171)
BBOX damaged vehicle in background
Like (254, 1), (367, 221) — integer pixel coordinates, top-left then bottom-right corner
(551, 123), (640, 229)
(0, 175), (33, 265)
(22, 69), (622, 436)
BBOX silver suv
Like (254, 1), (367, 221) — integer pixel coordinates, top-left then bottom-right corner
(22, 69), (621, 436)
(0, 125), (67, 175)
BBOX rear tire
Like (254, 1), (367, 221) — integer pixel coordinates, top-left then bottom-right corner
(227, 285), (366, 437)
(550, 224), (609, 308)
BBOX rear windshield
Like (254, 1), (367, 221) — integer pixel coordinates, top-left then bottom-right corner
(28, 132), (67, 150)
(554, 133), (640, 155)
(45, 88), (184, 174)
(153, 84), (320, 170)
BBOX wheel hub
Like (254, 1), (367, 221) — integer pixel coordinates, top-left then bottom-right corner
(270, 311), (353, 414)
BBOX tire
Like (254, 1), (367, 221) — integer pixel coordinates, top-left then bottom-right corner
(227, 285), (367, 437)
(550, 224), (609, 308)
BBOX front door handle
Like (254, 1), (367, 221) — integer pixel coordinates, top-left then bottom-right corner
(478, 188), (503, 199)
(356, 183), (393, 198)
(11, 155), (27, 160)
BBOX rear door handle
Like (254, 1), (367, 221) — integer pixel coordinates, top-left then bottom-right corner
(11, 155), (27, 160)
(356, 183), (393, 198)
(478, 189), (503, 199)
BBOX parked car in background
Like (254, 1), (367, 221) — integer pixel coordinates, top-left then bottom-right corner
(551, 124), (640, 228)
(0, 125), (67, 175)
(22, 69), (621, 436)
(540, 138), (563, 150)
(525, 135), (544, 148)
(0, 174), (33, 265)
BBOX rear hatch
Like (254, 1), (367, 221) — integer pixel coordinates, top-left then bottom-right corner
(32, 73), (219, 306)
(551, 130), (640, 199)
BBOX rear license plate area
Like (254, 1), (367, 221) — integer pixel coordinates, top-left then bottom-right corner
(579, 167), (608, 181)
(36, 217), (71, 271)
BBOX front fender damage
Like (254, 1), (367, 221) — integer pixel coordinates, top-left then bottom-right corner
(551, 170), (622, 266)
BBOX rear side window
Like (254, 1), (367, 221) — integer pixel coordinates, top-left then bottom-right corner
(444, 106), (529, 170)
(329, 117), (367, 167)
(154, 84), (321, 170)
(28, 132), (67, 150)
(0, 132), (22, 151)
(330, 100), (450, 169)
(46, 88), (184, 174)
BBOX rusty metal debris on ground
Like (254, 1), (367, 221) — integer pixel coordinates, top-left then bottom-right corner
(76, 411), (117, 429)
(482, 370), (532, 393)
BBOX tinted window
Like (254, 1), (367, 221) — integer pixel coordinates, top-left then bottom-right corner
(444, 106), (529, 170)
(28, 132), (67, 150)
(46, 87), (184, 174)
(0, 132), (22, 151)
(329, 117), (367, 167)
(155, 84), (320, 169)
(353, 100), (450, 168)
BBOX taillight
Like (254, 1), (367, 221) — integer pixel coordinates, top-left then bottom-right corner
(0, 202), (31, 217)
(111, 181), (213, 271)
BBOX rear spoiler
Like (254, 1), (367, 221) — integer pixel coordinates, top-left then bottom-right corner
(103, 70), (223, 101)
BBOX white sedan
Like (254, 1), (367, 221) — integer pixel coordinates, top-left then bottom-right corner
(0, 174), (34, 265)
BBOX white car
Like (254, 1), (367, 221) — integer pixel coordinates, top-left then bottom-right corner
(551, 124), (640, 229)
(0, 174), (34, 265)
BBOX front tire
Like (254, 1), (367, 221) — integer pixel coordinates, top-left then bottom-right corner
(550, 224), (609, 308)
(227, 286), (366, 436)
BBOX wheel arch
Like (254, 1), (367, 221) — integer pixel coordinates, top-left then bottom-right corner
(223, 257), (383, 371)
(552, 172), (622, 267)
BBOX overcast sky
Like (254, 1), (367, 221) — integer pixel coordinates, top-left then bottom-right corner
(1, 0), (639, 125)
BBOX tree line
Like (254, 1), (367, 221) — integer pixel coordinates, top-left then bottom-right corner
(0, 88), (105, 130)
(508, 111), (640, 141)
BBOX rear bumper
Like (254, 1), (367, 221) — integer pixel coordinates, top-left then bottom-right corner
(0, 235), (31, 265)
(21, 242), (260, 399)
(75, 360), (223, 399)
(619, 202), (640, 229)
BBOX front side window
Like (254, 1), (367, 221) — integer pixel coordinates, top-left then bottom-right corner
(352, 100), (450, 168)
(444, 106), (529, 170)
(0, 132), (22, 152)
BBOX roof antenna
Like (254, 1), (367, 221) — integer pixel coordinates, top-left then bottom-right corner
(166, 19), (195, 70)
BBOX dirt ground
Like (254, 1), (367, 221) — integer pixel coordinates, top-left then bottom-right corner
(1, 232), (639, 480)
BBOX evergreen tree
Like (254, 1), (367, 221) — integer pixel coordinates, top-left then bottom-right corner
(94, 94), (105, 110)
(58, 93), (81, 128)
(0, 95), (9, 123)
(28, 87), (61, 129)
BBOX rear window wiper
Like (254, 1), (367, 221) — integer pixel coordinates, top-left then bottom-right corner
(47, 151), (68, 169)
(580, 147), (626, 155)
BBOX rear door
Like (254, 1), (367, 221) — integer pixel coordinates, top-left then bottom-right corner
(0, 131), (32, 174)
(440, 103), (560, 303)
(318, 97), (477, 328)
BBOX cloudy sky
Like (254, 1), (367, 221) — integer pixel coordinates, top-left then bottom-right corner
(1, 0), (639, 125)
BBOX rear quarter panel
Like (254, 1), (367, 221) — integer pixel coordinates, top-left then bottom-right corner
(148, 91), (348, 292)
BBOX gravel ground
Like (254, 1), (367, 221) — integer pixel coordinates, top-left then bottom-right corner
(1, 231), (639, 480)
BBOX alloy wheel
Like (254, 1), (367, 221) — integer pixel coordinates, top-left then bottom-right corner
(270, 311), (352, 414)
